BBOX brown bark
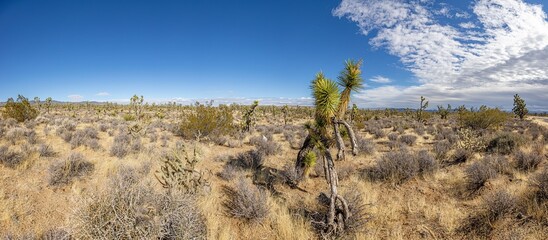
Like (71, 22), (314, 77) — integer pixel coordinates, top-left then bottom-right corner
(332, 118), (346, 161)
(336, 119), (359, 156)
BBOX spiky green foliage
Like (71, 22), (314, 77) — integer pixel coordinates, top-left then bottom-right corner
(303, 151), (317, 178)
(437, 104), (451, 119)
(312, 72), (340, 129)
(337, 60), (364, 119)
(242, 100), (259, 132)
(416, 96), (429, 122)
(2, 95), (39, 122)
(512, 94), (528, 120)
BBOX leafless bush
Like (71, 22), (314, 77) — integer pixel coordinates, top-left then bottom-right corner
(49, 152), (94, 186)
(110, 133), (131, 158)
(357, 136), (375, 155)
(98, 123), (108, 132)
(0, 145), (25, 168)
(69, 127), (100, 150)
(486, 132), (523, 155)
(38, 144), (57, 157)
(40, 228), (70, 240)
(465, 161), (496, 194)
(367, 148), (419, 184)
(228, 150), (264, 170)
(218, 164), (239, 181)
(249, 136), (280, 156)
(398, 134), (417, 146)
(387, 132), (398, 141)
(71, 167), (206, 239)
(451, 148), (472, 164)
(6, 127), (26, 144)
(458, 190), (516, 237)
(484, 155), (510, 175)
(531, 167), (548, 203)
(514, 150), (543, 172)
(416, 150), (436, 175)
(433, 140), (452, 160)
(222, 178), (269, 223)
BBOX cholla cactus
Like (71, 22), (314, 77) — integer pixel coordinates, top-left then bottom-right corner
(155, 146), (209, 194)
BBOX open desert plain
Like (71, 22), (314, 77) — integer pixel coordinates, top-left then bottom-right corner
(1, 0), (548, 239)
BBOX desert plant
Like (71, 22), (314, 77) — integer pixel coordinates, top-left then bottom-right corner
(249, 136), (280, 156)
(433, 140), (452, 160)
(0, 145), (25, 168)
(398, 134), (417, 146)
(416, 96), (429, 122)
(222, 178), (269, 223)
(367, 148), (419, 184)
(437, 104), (451, 119)
(228, 150), (264, 170)
(458, 190), (516, 237)
(179, 101), (235, 141)
(242, 100), (259, 132)
(294, 60), (363, 235)
(2, 95), (39, 122)
(49, 152), (94, 186)
(458, 106), (508, 130)
(486, 132), (523, 155)
(512, 94), (528, 120)
(130, 94), (144, 120)
(465, 161), (496, 194)
(303, 151), (317, 178)
(514, 150), (543, 172)
(38, 144), (56, 157)
(155, 146), (209, 194)
(72, 167), (206, 239)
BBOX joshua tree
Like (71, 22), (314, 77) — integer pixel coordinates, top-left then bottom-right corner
(437, 104), (451, 119)
(350, 103), (358, 123)
(294, 59), (363, 235)
(45, 97), (53, 114)
(416, 96), (429, 122)
(282, 105), (289, 125)
(130, 94), (144, 120)
(242, 100), (259, 132)
(512, 94), (528, 120)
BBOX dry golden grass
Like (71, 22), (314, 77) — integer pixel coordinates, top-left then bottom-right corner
(0, 108), (547, 239)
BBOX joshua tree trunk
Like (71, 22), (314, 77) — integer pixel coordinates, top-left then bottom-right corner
(333, 119), (346, 161)
(295, 135), (314, 176)
(321, 142), (350, 235)
(335, 119), (358, 156)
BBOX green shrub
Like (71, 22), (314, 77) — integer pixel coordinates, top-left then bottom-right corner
(2, 95), (39, 122)
(458, 106), (508, 130)
(179, 101), (235, 141)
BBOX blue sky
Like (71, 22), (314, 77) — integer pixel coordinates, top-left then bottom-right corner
(1, 0), (547, 110)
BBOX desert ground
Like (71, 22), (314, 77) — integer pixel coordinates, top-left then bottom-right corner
(0, 103), (547, 239)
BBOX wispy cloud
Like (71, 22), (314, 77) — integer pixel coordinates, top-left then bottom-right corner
(67, 94), (84, 101)
(96, 92), (110, 96)
(370, 75), (392, 83)
(334, 0), (548, 110)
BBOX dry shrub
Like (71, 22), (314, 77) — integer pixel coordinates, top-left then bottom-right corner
(0, 145), (26, 168)
(398, 134), (417, 146)
(109, 133), (142, 158)
(486, 132), (524, 155)
(458, 190), (516, 238)
(484, 155), (510, 175)
(464, 161), (496, 194)
(228, 150), (264, 171)
(49, 152), (94, 186)
(433, 140), (452, 160)
(514, 150), (543, 172)
(357, 136), (375, 155)
(387, 132), (398, 141)
(367, 148), (434, 184)
(458, 107), (508, 130)
(451, 148), (472, 164)
(218, 164), (239, 181)
(71, 167), (206, 239)
(70, 127), (100, 150)
(155, 147), (209, 194)
(249, 136), (280, 156)
(222, 178), (269, 223)
(38, 144), (56, 157)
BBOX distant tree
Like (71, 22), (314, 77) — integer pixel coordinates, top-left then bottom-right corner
(45, 97), (53, 113)
(416, 96), (429, 122)
(130, 94), (144, 120)
(512, 94), (528, 120)
(437, 104), (451, 119)
(282, 105), (289, 125)
(3, 95), (39, 122)
(242, 100), (259, 132)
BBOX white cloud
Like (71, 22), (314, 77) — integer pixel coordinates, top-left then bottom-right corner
(459, 22), (476, 29)
(370, 75), (392, 83)
(67, 94), (84, 102)
(334, 0), (548, 110)
(96, 92), (110, 96)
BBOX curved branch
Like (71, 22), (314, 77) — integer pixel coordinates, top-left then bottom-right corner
(332, 117), (346, 161)
(336, 119), (359, 156)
